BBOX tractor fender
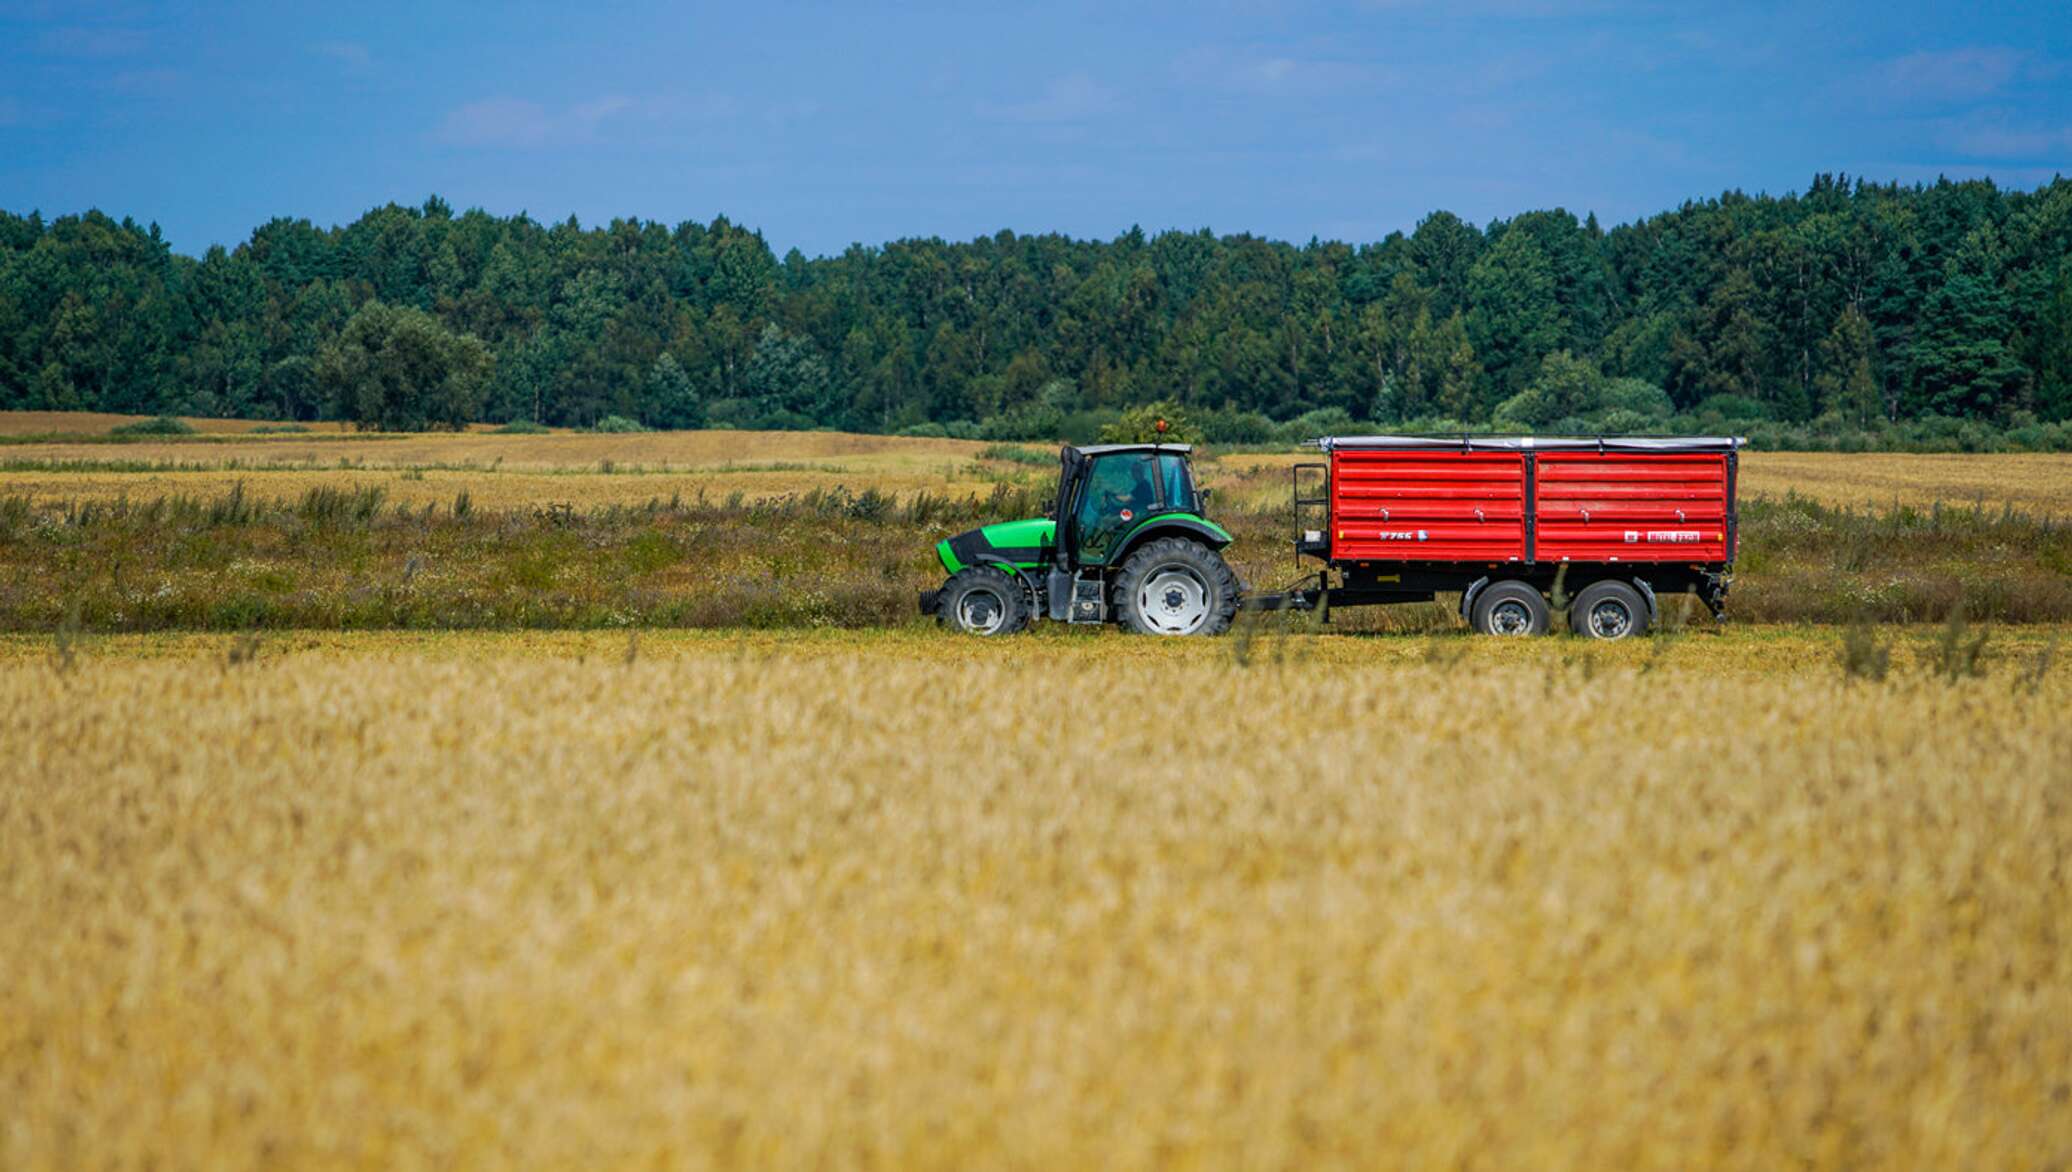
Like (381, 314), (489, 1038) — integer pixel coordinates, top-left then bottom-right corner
(1108, 517), (1232, 566)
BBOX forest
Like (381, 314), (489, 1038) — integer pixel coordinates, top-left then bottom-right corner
(2, 173), (2069, 448)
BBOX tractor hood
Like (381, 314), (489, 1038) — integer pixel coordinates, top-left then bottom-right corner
(936, 517), (1055, 575)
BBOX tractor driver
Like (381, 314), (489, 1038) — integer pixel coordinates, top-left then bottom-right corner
(1078, 455), (1156, 561)
(1103, 460), (1155, 518)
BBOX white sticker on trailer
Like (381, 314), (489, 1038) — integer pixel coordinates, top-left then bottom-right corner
(1645, 530), (1702, 543)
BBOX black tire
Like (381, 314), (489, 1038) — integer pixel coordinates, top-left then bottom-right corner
(936, 566), (1030, 636)
(1569, 580), (1650, 640)
(1112, 538), (1241, 636)
(1470, 580), (1551, 637)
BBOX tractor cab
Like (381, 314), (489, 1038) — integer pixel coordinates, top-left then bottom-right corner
(1053, 443), (1202, 568)
(922, 440), (1239, 637)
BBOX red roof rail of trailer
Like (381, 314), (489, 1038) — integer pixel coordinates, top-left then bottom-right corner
(1308, 434), (1746, 453)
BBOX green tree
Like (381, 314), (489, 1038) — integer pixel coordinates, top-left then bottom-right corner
(1907, 234), (2029, 419)
(316, 301), (492, 430)
(1466, 230), (1565, 405)
(1493, 350), (1603, 428)
(640, 351), (703, 429)
(741, 324), (833, 426)
(1429, 313), (1484, 421)
(2035, 260), (2072, 421)
(1814, 305), (1881, 425)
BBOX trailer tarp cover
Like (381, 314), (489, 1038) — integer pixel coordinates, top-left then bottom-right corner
(1314, 435), (1744, 453)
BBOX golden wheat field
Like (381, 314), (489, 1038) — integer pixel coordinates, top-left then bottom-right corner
(3, 629), (2070, 1170)
(4, 411), (2070, 513)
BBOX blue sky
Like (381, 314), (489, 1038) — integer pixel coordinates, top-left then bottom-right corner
(3, 0), (2068, 257)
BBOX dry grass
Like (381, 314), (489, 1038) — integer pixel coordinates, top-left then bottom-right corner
(0, 410), (294, 436)
(1, 411), (2066, 514)
(2, 632), (2067, 1169)
(5, 622), (2067, 674)
(1738, 451), (2072, 512)
(0, 464), (1012, 512)
(0, 425), (1021, 509)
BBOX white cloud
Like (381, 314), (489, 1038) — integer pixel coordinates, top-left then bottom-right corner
(106, 67), (180, 95)
(1874, 47), (2024, 103)
(36, 25), (146, 57)
(314, 41), (372, 71)
(1928, 111), (2072, 160)
(982, 74), (1117, 124)
(1238, 55), (1380, 93)
(435, 94), (731, 148)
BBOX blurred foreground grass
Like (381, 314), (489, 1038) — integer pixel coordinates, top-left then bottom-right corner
(3, 635), (2068, 1168)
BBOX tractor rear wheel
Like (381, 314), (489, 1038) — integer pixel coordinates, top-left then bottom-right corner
(937, 566), (1030, 636)
(1113, 538), (1240, 636)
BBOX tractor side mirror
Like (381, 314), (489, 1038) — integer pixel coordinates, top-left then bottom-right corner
(1041, 497), (1056, 518)
(1199, 488), (1214, 506)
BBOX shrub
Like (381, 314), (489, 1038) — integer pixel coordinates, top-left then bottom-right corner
(590, 415), (649, 434)
(1694, 394), (1771, 422)
(496, 420), (550, 434)
(703, 399), (760, 430)
(251, 423), (311, 435)
(978, 444), (1053, 466)
(897, 422), (948, 438)
(979, 403), (1065, 442)
(1099, 401), (1200, 444)
(941, 420), (982, 441)
(1056, 409), (1122, 446)
(759, 410), (819, 432)
(1274, 407), (1358, 445)
(1594, 408), (1661, 434)
(1196, 407), (1276, 445)
(111, 415), (195, 436)
(1598, 378), (1674, 419)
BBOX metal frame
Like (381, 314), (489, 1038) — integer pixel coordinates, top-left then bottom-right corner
(1313, 434), (1746, 454)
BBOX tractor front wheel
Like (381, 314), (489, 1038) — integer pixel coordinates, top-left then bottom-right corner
(936, 566), (1031, 636)
(1113, 538), (1241, 637)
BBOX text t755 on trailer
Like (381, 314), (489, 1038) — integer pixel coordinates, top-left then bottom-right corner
(1278, 434), (1744, 638)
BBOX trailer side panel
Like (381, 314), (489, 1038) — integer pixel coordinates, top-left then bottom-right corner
(1533, 452), (1731, 563)
(1328, 450), (1526, 562)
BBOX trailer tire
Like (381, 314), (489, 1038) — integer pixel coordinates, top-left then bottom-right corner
(1113, 538), (1240, 636)
(1470, 580), (1550, 637)
(1569, 580), (1650, 640)
(937, 566), (1030, 636)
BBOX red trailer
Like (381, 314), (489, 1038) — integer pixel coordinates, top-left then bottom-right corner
(1276, 435), (1743, 638)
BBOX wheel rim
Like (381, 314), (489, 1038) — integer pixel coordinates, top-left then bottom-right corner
(1588, 599), (1632, 639)
(1488, 599), (1534, 636)
(957, 587), (1007, 634)
(1137, 566), (1211, 635)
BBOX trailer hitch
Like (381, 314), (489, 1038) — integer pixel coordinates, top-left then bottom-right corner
(1240, 569), (1328, 614)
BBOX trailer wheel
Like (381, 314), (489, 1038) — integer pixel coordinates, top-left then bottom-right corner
(1470, 580), (1550, 637)
(937, 566), (1030, 636)
(1569, 580), (1650, 640)
(1113, 538), (1240, 636)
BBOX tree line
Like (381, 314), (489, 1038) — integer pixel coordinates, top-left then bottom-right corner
(3, 174), (2069, 444)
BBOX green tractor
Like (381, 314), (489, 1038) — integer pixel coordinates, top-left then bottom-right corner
(919, 442), (1241, 636)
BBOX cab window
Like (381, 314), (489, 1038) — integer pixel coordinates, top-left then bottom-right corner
(1075, 454), (1155, 562)
(1157, 453), (1196, 513)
